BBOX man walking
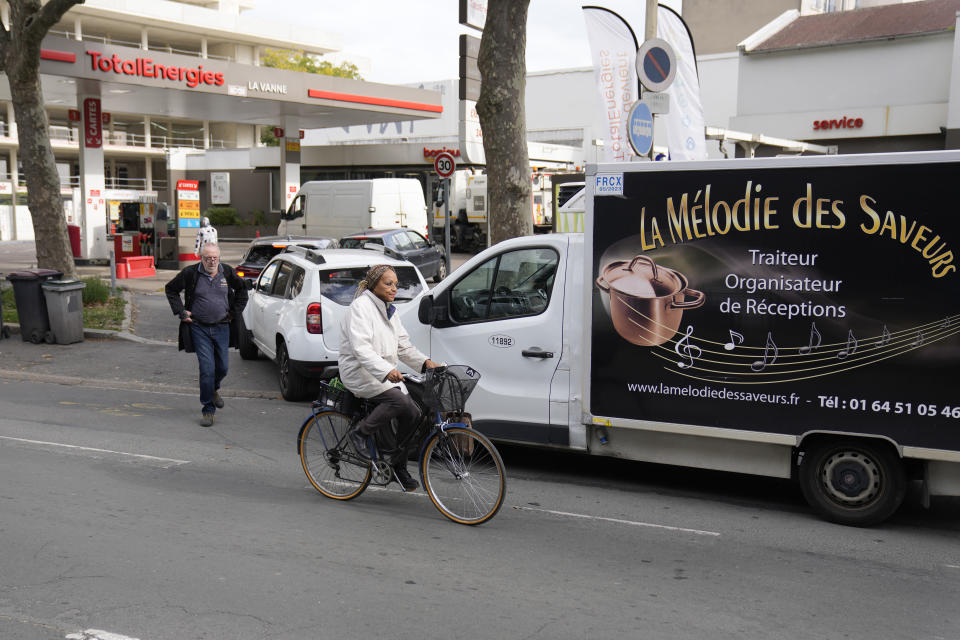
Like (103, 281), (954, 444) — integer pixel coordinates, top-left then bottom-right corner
(165, 242), (248, 426)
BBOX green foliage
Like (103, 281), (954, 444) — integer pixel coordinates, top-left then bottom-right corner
(1, 285), (14, 325)
(251, 209), (266, 226)
(260, 128), (280, 147)
(205, 206), (241, 227)
(260, 50), (362, 147)
(81, 276), (110, 305)
(261, 49), (362, 78)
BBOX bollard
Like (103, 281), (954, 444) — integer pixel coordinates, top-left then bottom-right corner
(109, 249), (117, 294)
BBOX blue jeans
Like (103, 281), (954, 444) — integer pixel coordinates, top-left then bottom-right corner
(190, 322), (230, 415)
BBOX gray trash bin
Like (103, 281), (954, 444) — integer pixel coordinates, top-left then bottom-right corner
(41, 279), (86, 344)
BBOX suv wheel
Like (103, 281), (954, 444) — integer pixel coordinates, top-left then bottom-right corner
(238, 316), (259, 360)
(277, 340), (310, 401)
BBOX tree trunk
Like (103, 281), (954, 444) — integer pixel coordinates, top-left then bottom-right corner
(11, 77), (76, 277)
(1, 0), (84, 279)
(476, 0), (531, 245)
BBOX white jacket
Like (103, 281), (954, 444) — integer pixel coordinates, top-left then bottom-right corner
(339, 290), (428, 398)
(195, 226), (218, 254)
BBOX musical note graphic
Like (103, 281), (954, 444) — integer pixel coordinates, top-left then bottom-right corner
(798, 322), (822, 355)
(941, 318), (951, 330)
(751, 333), (779, 372)
(877, 325), (891, 347)
(911, 330), (925, 347)
(837, 330), (858, 360)
(724, 329), (744, 351)
(674, 325), (702, 369)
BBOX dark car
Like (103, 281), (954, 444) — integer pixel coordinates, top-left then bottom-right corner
(339, 228), (446, 282)
(235, 235), (338, 282)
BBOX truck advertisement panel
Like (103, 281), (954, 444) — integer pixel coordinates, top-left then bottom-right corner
(590, 157), (960, 451)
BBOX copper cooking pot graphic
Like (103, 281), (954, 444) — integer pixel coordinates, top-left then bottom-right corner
(596, 255), (705, 346)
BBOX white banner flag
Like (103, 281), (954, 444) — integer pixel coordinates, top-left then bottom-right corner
(658, 5), (708, 161)
(582, 6), (639, 163)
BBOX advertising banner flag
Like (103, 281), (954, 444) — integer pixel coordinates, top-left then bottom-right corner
(582, 6), (639, 163)
(657, 5), (707, 161)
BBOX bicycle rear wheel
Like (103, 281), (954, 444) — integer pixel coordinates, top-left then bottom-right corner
(421, 427), (506, 525)
(298, 411), (371, 500)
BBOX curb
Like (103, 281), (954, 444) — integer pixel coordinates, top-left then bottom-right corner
(0, 368), (282, 400)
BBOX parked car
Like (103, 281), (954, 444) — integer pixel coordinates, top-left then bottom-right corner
(339, 228), (446, 282)
(239, 245), (429, 401)
(234, 235), (338, 282)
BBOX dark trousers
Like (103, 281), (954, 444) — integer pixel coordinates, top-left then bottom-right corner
(355, 387), (420, 450)
(191, 322), (230, 415)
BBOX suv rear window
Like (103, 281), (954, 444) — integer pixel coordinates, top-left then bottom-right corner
(243, 245), (283, 267)
(316, 266), (424, 305)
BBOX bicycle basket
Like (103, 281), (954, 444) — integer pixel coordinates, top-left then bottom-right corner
(314, 379), (350, 412)
(421, 365), (481, 413)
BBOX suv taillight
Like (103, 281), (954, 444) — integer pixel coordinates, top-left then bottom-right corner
(306, 302), (323, 334)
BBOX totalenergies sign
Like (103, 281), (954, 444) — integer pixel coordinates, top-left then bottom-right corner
(86, 51), (224, 88)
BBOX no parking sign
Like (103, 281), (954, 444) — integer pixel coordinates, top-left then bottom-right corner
(636, 38), (677, 93)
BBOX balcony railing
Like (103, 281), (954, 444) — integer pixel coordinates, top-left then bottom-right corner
(48, 30), (233, 62)
(46, 125), (233, 150)
(7, 174), (170, 192)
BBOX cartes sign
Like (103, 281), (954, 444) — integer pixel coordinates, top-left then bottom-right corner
(83, 97), (102, 148)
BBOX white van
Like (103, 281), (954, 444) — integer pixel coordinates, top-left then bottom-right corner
(278, 178), (428, 240)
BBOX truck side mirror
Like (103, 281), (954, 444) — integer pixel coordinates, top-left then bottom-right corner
(418, 295), (434, 325)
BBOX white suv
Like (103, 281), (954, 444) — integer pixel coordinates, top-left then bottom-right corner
(239, 246), (429, 401)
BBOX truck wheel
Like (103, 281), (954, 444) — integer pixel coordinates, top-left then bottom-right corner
(277, 340), (309, 401)
(238, 317), (259, 360)
(799, 438), (906, 527)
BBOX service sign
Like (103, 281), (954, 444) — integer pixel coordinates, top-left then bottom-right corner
(590, 159), (960, 451)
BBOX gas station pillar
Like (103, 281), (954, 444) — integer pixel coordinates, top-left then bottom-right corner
(279, 115), (301, 215)
(77, 80), (107, 260)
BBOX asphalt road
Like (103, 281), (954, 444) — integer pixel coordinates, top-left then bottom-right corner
(1, 376), (958, 640)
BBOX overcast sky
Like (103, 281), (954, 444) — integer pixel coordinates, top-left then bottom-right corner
(243, 0), (681, 85)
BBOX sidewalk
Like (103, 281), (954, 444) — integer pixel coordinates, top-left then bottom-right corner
(0, 240), (278, 398)
(0, 239), (471, 399)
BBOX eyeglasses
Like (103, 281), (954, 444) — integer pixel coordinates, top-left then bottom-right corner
(201, 256), (220, 262)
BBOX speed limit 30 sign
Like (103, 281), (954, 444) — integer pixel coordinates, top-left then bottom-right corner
(434, 151), (456, 178)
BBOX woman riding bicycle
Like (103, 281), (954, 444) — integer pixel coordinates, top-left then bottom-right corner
(339, 264), (439, 491)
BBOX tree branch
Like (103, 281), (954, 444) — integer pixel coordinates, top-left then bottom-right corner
(26, 0), (83, 43)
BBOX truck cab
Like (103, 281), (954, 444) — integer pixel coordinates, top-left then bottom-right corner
(407, 233), (583, 446)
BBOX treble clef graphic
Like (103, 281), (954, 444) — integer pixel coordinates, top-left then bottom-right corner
(674, 325), (702, 369)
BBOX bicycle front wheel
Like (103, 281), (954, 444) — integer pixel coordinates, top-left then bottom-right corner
(298, 411), (371, 500)
(421, 427), (506, 525)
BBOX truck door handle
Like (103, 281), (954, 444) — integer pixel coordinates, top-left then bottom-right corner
(522, 348), (554, 359)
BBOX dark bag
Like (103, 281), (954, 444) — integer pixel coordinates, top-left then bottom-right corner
(179, 321), (195, 353)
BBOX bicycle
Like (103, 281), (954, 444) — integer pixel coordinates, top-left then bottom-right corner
(297, 365), (507, 525)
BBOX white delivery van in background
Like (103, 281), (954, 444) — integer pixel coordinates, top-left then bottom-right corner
(278, 178), (428, 240)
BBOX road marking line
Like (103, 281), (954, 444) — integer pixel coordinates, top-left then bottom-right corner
(0, 436), (190, 466)
(946, 564), (960, 569)
(513, 505), (721, 537)
(66, 629), (142, 640)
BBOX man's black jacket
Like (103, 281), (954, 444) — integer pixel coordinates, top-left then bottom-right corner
(165, 262), (248, 352)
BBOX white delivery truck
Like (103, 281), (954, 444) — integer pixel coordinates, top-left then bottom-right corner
(433, 170), (558, 252)
(406, 151), (960, 526)
(279, 178), (429, 241)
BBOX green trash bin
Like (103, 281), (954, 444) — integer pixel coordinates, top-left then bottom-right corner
(41, 279), (87, 345)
